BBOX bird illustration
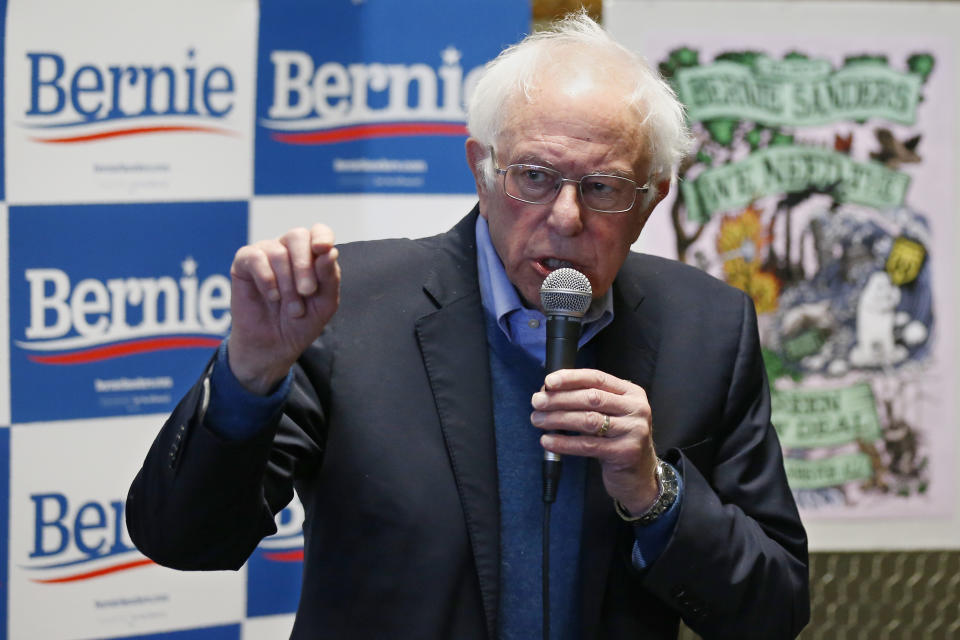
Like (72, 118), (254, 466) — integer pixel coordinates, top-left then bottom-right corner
(870, 128), (921, 169)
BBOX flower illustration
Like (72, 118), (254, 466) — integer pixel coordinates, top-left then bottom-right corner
(717, 206), (781, 313)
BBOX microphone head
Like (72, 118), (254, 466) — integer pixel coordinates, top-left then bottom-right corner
(540, 268), (592, 318)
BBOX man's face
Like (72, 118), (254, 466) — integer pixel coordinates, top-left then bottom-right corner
(468, 80), (665, 311)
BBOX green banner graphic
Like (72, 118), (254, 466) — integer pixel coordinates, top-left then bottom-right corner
(772, 382), (882, 449)
(681, 146), (910, 222)
(674, 58), (922, 127)
(783, 453), (874, 489)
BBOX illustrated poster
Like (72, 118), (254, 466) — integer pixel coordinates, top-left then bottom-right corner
(612, 1), (958, 520)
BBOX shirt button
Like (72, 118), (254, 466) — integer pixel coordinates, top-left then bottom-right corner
(528, 318), (540, 329)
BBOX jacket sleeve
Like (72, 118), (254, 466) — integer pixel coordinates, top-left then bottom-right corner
(642, 294), (810, 639)
(125, 344), (331, 571)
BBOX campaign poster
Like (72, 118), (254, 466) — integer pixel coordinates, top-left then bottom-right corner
(0, 204), (9, 427)
(3, 0), (257, 204)
(242, 616), (295, 640)
(8, 201), (245, 423)
(0, 427), (9, 640)
(245, 494), (305, 618)
(7, 417), (243, 639)
(248, 193), (478, 252)
(254, 0), (530, 195)
(610, 1), (959, 522)
(0, 0), (7, 202)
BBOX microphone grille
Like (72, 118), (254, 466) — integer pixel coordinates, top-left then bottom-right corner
(540, 268), (593, 317)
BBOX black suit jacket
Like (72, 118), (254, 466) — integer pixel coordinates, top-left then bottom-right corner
(127, 208), (809, 639)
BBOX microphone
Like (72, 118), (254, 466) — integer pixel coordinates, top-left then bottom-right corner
(539, 268), (592, 503)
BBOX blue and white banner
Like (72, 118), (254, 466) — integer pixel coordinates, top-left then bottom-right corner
(9, 202), (245, 423)
(254, 0), (529, 194)
(0, 0), (7, 203)
(0, 428), (9, 640)
(246, 495), (305, 618)
(3, 0), (258, 205)
(8, 417), (244, 640)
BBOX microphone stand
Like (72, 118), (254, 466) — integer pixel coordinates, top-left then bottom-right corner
(541, 313), (583, 640)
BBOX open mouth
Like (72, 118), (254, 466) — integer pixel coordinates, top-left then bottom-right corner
(537, 257), (577, 273)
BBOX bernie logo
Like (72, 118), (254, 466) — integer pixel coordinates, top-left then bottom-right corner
(23, 49), (238, 144)
(16, 257), (229, 365)
(261, 46), (481, 145)
(24, 492), (152, 584)
(257, 498), (305, 563)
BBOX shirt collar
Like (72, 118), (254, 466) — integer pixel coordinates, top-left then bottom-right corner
(475, 214), (613, 346)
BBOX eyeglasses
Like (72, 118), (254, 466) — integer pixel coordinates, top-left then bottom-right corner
(493, 156), (649, 214)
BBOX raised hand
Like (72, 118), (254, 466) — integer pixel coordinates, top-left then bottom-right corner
(226, 224), (341, 395)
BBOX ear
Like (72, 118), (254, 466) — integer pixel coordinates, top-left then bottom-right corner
(651, 177), (672, 208)
(465, 138), (489, 194)
(639, 177), (672, 225)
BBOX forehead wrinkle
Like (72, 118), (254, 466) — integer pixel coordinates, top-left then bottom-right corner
(496, 83), (649, 178)
(506, 130), (643, 177)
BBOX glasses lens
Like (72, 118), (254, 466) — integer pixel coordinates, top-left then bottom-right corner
(580, 175), (637, 212)
(504, 165), (561, 204)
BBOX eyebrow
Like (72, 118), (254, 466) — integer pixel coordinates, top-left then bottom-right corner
(510, 154), (637, 180)
(511, 153), (556, 168)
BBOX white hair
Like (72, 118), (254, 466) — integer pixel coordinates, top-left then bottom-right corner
(466, 10), (693, 199)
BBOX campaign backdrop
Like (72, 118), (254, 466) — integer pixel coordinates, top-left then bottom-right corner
(5, 1), (959, 638)
(1, 1), (528, 638)
(608, 0), (960, 550)
(254, 1), (508, 195)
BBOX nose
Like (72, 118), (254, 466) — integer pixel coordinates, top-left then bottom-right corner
(546, 180), (584, 236)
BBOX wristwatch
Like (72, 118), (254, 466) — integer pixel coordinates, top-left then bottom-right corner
(614, 459), (679, 525)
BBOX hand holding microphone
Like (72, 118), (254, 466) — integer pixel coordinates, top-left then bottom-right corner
(533, 268), (660, 512)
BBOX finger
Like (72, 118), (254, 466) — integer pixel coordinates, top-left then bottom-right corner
(312, 246), (340, 290)
(532, 386), (637, 417)
(262, 240), (305, 317)
(280, 228), (318, 296)
(541, 428), (649, 462)
(540, 431), (616, 459)
(543, 368), (632, 395)
(232, 245), (281, 304)
(310, 223), (336, 254)
(531, 409), (614, 437)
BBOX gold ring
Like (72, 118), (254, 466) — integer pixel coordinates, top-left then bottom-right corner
(597, 414), (611, 437)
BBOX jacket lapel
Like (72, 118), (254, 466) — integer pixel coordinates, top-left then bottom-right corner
(415, 209), (500, 640)
(580, 262), (659, 636)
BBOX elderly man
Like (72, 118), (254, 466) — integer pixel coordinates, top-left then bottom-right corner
(127, 13), (809, 640)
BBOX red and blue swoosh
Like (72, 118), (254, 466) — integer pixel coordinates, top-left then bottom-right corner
(261, 549), (304, 562)
(26, 335), (223, 365)
(24, 551), (155, 584)
(25, 115), (238, 144)
(257, 531), (304, 563)
(269, 121), (467, 145)
(33, 124), (238, 144)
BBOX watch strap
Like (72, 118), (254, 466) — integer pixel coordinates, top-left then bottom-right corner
(614, 459), (679, 525)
